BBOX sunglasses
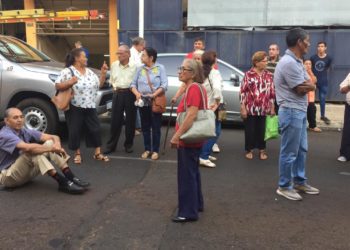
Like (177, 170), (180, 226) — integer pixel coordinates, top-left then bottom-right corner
(178, 66), (193, 73)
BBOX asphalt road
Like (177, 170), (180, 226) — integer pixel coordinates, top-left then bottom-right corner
(0, 121), (350, 250)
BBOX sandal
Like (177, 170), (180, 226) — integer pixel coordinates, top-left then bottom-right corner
(245, 151), (253, 160)
(93, 153), (110, 162)
(73, 153), (82, 164)
(259, 150), (268, 160)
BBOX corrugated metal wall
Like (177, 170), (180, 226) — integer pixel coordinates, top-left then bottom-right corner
(119, 30), (350, 102)
(118, 0), (183, 31)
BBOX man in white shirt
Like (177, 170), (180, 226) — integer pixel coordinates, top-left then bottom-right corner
(130, 37), (145, 67)
(104, 45), (137, 154)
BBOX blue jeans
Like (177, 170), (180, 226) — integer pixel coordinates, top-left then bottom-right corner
(199, 120), (221, 160)
(317, 84), (328, 117)
(139, 106), (162, 153)
(278, 107), (308, 188)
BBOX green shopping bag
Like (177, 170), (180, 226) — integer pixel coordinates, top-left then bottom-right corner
(264, 115), (279, 141)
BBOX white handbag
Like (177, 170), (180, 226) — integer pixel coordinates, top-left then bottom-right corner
(177, 83), (216, 143)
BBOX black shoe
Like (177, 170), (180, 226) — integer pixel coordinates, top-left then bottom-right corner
(103, 149), (114, 155)
(321, 116), (331, 125)
(172, 216), (197, 223)
(58, 181), (85, 194)
(125, 147), (133, 153)
(72, 177), (90, 188)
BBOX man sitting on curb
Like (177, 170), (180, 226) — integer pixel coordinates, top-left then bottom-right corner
(0, 108), (89, 194)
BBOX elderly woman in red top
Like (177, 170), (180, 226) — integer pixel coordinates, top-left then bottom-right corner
(240, 51), (275, 160)
(170, 59), (206, 223)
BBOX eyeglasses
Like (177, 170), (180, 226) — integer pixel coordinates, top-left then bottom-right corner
(178, 66), (193, 73)
(259, 59), (268, 63)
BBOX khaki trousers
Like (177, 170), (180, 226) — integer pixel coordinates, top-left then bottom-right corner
(0, 140), (70, 188)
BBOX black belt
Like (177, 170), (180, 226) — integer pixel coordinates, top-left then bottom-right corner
(114, 88), (130, 93)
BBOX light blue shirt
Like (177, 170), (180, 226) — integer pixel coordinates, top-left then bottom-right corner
(130, 63), (168, 99)
(274, 49), (310, 112)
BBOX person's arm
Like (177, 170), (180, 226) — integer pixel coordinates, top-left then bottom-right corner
(172, 82), (186, 104)
(152, 65), (168, 98)
(130, 68), (142, 100)
(99, 61), (108, 88)
(55, 69), (78, 91)
(340, 74), (350, 94)
(210, 70), (223, 110)
(294, 82), (316, 96)
(240, 74), (249, 119)
(170, 106), (199, 147)
(40, 133), (62, 151)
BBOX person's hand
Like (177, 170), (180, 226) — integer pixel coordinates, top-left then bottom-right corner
(101, 61), (108, 74)
(171, 96), (177, 104)
(270, 108), (276, 116)
(170, 134), (180, 148)
(51, 145), (64, 154)
(240, 106), (248, 119)
(70, 76), (78, 85)
(210, 103), (218, 111)
(135, 92), (142, 101)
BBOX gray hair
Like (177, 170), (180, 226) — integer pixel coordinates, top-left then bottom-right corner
(131, 37), (145, 46)
(4, 107), (20, 118)
(183, 59), (205, 84)
(119, 44), (130, 53)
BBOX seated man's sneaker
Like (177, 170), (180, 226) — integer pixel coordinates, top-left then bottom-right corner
(59, 180), (85, 194)
(276, 187), (302, 201)
(72, 177), (90, 188)
(293, 184), (320, 195)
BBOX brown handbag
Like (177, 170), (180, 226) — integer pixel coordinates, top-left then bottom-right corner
(51, 68), (74, 111)
(145, 69), (167, 113)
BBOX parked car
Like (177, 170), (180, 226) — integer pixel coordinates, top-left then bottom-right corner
(0, 35), (113, 133)
(157, 53), (244, 122)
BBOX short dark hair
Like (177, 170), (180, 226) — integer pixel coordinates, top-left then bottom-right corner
(194, 37), (205, 45)
(4, 107), (19, 118)
(65, 48), (84, 67)
(286, 28), (309, 48)
(144, 47), (157, 63)
(318, 41), (327, 47)
(131, 37), (145, 46)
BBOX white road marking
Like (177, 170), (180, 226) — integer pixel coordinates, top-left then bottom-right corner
(339, 172), (350, 176)
(107, 155), (177, 164)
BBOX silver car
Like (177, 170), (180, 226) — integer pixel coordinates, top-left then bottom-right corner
(157, 53), (244, 122)
(0, 35), (113, 133)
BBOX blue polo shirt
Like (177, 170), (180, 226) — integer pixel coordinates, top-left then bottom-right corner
(0, 126), (42, 171)
(274, 49), (310, 112)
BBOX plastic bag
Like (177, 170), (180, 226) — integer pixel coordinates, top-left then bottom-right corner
(264, 115), (279, 141)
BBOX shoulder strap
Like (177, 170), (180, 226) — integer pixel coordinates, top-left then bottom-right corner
(144, 69), (154, 93)
(183, 83), (207, 111)
(68, 67), (75, 77)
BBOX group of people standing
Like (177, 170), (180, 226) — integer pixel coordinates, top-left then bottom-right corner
(1, 29), (348, 225)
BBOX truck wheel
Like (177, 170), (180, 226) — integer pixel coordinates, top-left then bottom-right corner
(16, 98), (58, 134)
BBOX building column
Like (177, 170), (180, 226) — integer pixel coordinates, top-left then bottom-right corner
(24, 0), (37, 48)
(109, 0), (119, 65)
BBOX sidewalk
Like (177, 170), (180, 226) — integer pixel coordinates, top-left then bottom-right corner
(315, 103), (344, 131)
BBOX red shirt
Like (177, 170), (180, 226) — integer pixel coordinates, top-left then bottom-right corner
(240, 68), (275, 116)
(176, 83), (208, 148)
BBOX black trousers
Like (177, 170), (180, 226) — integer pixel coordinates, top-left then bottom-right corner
(340, 104), (350, 159)
(244, 115), (266, 151)
(106, 90), (136, 151)
(307, 102), (317, 129)
(65, 105), (102, 150)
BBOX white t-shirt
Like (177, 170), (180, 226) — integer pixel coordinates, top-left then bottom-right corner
(202, 69), (224, 106)
(339, 73), (350, 105)
(130, 46), (143, 67)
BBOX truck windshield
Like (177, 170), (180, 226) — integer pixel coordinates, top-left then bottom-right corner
(0, 36), (50, 63)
